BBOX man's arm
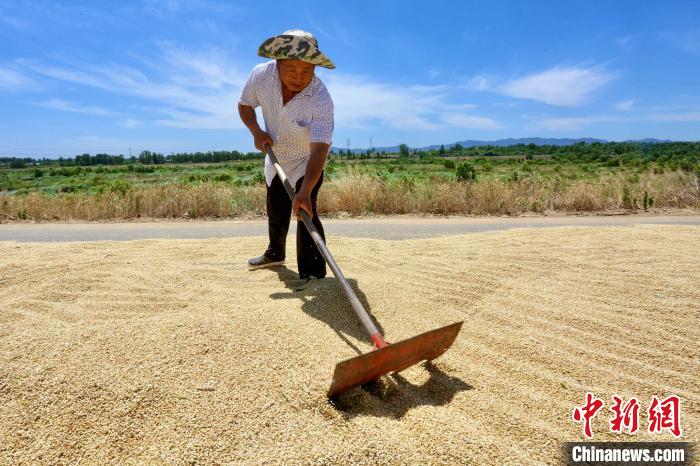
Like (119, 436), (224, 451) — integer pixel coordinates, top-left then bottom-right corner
(238, 103), (272, 151)
(292, 142), (329, 219)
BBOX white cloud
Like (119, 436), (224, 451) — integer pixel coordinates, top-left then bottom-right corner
(325, 74), (444, 130)
(614, 35), (637, 50)
(528, 115), (622, 131)
(305, 9), (330, 39)
(20, 46), (501, 132)
(19, 44), (247, 130)
(35, 99), (113, 116)
(666, 27), (700, 55)
(441, 113), (502, 130)
(141, 0), (242, 18)
(500, 65), (618, 106)
(464, 75), (492, 91)
(120, 118), (143, 128)
(615, 99), (635, 111)
(527, 109), (700, 131)
(647, 112), (700, 122)
(324, 74), (501, 131)
(0, 14), (26, 30)
(0, 67), (33, 90)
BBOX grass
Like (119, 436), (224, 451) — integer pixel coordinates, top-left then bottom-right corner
(1, 156), (699, 220)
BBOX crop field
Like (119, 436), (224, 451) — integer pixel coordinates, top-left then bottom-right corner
(0, 155), (694, 196)
(1, 142), (699, 220)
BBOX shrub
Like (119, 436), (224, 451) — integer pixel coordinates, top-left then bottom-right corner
(443, 159), (455, 169)
(253, 170), (265, 184)
(109, 180), (132, 196)
(620, 185), (635, 209)
(456, 161), (476, 182)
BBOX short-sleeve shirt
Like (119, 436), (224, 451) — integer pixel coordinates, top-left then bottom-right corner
(239, 60), (334, 186)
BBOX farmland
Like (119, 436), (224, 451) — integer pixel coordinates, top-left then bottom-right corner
(1, 142), (699, 220)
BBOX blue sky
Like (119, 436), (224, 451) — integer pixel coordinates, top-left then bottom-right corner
(1, 0), (699, 156)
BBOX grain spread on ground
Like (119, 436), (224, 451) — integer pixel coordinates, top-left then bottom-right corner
(1, 225), (698, 464)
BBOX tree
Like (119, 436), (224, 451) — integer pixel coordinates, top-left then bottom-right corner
(399, 143), (410, 157)
(439, 144), (446, 156)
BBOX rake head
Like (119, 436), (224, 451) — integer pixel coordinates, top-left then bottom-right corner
(328, 321), (463, 398)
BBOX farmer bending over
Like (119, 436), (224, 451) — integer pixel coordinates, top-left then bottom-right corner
(238, 29), (335, 279)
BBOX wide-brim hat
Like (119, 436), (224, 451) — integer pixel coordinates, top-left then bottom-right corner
(258, 29), (335, 69)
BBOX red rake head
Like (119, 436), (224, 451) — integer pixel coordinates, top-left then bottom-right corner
(328, 321), (463, 398)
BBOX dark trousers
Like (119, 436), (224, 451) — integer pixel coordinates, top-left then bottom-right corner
(264, 173), (327, 279)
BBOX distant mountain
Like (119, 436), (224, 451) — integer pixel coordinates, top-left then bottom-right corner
(427, 137), (607, 150)
(331, 137), (673, 154)
(624, 138), (672, 144)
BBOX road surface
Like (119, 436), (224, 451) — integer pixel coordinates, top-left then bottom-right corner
(1, 215), (698, 241)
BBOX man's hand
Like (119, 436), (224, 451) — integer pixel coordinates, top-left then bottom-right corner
(238, 103), (273, 152)
(253, 129), (273, 152)
(292, 189), (313, 220)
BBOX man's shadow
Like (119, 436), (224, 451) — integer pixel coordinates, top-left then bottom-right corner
(268, 266), (383, 355)
(263, 266), (473, 419)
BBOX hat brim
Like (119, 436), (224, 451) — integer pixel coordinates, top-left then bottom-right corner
(258, 35), (335, 69)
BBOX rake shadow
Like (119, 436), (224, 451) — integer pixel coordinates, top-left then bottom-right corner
(330, 361), (473, 420)
(264, 265), (384, 354)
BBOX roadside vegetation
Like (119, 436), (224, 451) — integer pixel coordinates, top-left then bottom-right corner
(1, 142), (698, 220)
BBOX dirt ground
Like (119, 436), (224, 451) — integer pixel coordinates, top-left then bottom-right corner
(1, 225), (698, 464)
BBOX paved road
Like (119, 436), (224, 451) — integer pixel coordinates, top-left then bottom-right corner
(0, 215), (698, 242)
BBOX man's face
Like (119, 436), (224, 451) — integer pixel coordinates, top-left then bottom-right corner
(277, 59), (315, 93)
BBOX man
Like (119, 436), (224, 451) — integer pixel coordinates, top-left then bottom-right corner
(238, 30), (335, 279)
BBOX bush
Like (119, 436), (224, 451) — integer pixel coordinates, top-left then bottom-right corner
(109, 180), (132, 196)
(443, 159), (455, 169)
(253, 170), (265, 184)
(455, 161), (476, 181)
(621, 185), (635, 209)
(132, 165), (154, 173)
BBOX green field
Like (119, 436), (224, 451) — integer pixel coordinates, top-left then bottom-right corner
(0, 161), (265, 196)
(0, 154), (689, 197)
(1, 142), (699, 220)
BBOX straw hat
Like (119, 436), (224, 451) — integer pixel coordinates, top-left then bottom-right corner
(258, 29), (335, 69)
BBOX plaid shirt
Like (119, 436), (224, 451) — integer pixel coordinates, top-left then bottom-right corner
(239, 60), (334, 186)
